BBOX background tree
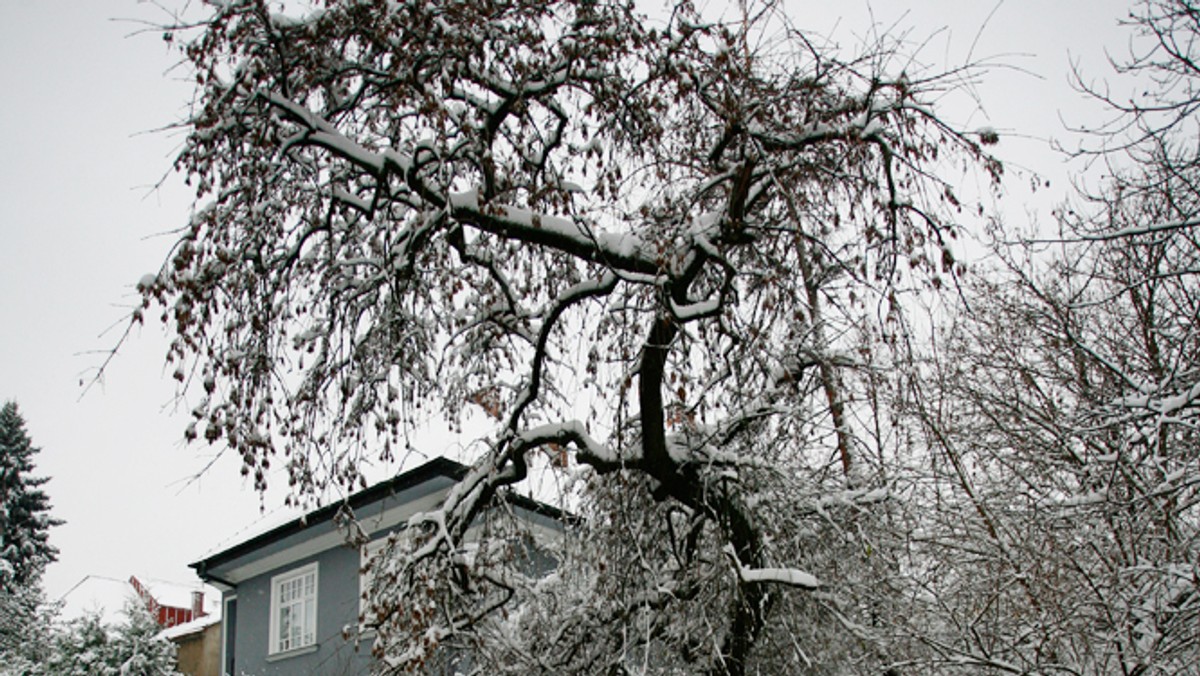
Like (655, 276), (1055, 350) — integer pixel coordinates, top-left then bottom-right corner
(908, 0), (1200, 671)
(916, 231), (1199, 672)
(0, 580), (56, 670)
(0, 402), (62, 672)
(19, 602), (183, 676)
(0, 401), (60, 592)
(141, 0), (997, 673)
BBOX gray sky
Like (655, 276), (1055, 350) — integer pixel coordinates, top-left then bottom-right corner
(0, 0), (1138, 614)
(0, 0), (277, 611)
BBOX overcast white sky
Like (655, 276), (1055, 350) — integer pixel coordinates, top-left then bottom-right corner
(0, 0), (1139, 615)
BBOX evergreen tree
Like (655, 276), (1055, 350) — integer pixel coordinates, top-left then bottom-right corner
(29, 603), (182, 676)
(0, 584), (56, 670)
(0, 401), (62, 593)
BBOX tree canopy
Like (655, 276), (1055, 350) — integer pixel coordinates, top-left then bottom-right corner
(133, 0), (1198, 673)
(3, 602), (183, 676)
(911, 0), (1200, 671)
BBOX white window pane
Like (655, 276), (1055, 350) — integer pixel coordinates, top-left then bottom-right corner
(271, 563), (318, 654)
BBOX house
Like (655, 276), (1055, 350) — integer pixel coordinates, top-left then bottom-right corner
(57, 574), (222, 675)
(190, 456), (563, 675)
(130, 575), (210, 629)
(57, 574), (218, 627)
(160, 611), (223, 676)
(128, 575), (222, 676)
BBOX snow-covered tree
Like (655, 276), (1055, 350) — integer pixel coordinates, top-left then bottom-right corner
(0, 581), (56, 671)
(0, 403), (61, 675)
(28, 602), (182, 676)
(136, 0), (1001, 672)
(0, 402), (61, 594)
(916, 232), (1199, 672)
(1074, 0), (1200, 424)
(904, 1), (1200, 671)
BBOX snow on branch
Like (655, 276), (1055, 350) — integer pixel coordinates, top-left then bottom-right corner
(266, 91), (411, 177)
(263, 93), (668, 278)
(1080, 217), (1200, 241)
(1113, 380), (1200, 417)
(447, 190), (661, 276)
(724, 544), (822, 590)
(515, 420), (635, 468)
(668, 296), (722, 322)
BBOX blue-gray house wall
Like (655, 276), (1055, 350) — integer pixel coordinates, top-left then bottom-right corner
(226, 544), (371, 675)
(193, 458), (565, 676)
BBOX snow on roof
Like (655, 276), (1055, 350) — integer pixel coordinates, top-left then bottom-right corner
(135, 576), (219, 613)
(192, 457), (569, 578)
(191, 502), (307, 563)
(57, 575), (137, 623)
(192, 457), (470, 574)
(157, 606), (222, 641)
(57, 575), (221, 624)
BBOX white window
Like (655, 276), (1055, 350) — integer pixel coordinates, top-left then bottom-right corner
(269, 562), (318, 655)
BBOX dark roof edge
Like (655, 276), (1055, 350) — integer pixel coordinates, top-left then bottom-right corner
(191, 457), (467, 575)
(191, 456), (573, 578)
(503, 490), (575, 525)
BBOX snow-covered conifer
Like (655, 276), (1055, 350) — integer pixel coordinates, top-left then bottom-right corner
(32, 603), (181, 676)
(0, 402), (61, 594)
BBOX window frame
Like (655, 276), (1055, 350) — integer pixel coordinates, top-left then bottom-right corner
(268, 561), (319, 656)
(221, 594), (237, 675)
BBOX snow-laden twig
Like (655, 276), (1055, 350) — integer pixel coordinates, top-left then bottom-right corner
(723, 544), (821, 590)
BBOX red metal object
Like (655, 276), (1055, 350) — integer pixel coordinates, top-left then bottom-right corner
(129, 576), (207, 629)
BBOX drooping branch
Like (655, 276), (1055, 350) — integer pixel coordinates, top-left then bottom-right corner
(143, 2), (1011, 673)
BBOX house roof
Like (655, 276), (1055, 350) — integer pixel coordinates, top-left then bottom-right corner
(157, 608), (222, 641)
(57, 574), (219, 624)
(56, 574), (136, 623)
(191, 456), (567, 586)
(131, 575), (219, 613)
